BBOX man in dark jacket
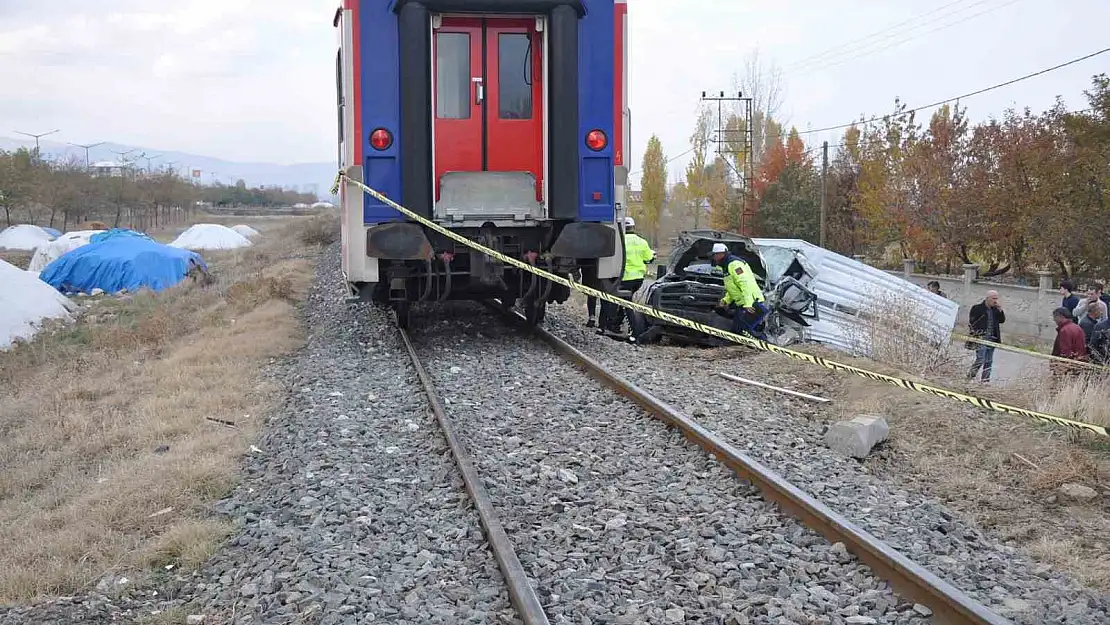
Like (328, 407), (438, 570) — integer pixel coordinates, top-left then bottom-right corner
(1051, 306), (1088, 377)
(967, 290), (1004, 382)
(1079, 301), (1103, 345)
(1060, 280), (1080, 314)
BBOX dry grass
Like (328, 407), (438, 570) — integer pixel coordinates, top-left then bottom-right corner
(296, 211), (340, 247)
(0, 217), (323, 603)
(0, 249), (33, 270)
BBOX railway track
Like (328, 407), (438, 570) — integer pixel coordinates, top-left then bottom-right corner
(397, 304), (1012, 625)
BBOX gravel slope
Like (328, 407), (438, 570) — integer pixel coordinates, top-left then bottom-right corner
(542, 303), (1110, 625)
(411, 302), (929, 625)
(0, 249), (515, 625)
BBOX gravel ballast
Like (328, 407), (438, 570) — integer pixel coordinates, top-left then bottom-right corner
(411, 302), (928, 625)
(542, 303), (1110, 625)
(178, 257), (515, 624)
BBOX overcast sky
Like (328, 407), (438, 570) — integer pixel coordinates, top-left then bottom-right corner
(2, 0), (1107, 182)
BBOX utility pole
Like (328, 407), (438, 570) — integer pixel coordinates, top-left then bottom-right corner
(163, 161), (179, 176)
(819, 140), (828, 248)
(14, 129), (60, 154)
(700, 91), (754, 234)
(138, 152), (160, 173)
(68, 141), (105, 169)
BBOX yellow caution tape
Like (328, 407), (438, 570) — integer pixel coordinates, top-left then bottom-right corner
(333, 172), (1108, 438)
(952, 332), (1108, 372)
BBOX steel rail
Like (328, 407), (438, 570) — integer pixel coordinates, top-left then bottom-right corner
(497, 307), (1011, 625)
(398, 327), (551, 625)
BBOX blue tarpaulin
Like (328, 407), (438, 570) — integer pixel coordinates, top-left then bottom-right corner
(89, 228), (152, 244)
(42, 227), (62, 238)
(39, 236), (206, 294)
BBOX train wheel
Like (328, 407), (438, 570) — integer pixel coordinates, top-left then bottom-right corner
(524, 298), (546, 326)
(394, 302), (411, 329)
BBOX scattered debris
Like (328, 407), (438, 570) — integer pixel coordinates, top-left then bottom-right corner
(249, 445), (264, 454)
(1058, 482), (1099, 503)
(824, 415), (890, 459)
(148, 507), (174, 518)
(205, 416), (238, 428)
(154, 445), (170, 453)
(717, 372), (830, 403)
(1012, 452), (1040, 470)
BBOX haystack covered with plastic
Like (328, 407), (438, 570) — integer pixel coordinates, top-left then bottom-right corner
(1, 258), (76, 350)
(170, 224), (251, 250)
(0, 224), (54, 250)
(231, 224), (262, 239)
(39, 235), (206, 295)
(28, 230), (106, 272)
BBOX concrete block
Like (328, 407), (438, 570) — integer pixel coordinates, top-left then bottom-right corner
(825, 415), (889, 459)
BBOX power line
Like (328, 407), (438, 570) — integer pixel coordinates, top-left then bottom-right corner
(793, 0), (1024, 77)
(632, 48), (1106, 185)
(793, 46), (1110, 138)
(627, 146), (694, 179)
(784, 0), (983, 70)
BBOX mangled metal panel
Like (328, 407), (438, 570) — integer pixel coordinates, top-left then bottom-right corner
(752, 238), (958, 356)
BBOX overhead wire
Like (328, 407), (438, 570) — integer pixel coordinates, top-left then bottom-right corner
(632, 45), (1108, 184)
(791, 46), (1110, 139)
(782, 0), (979, 70)
(792, 0), (1025, 77)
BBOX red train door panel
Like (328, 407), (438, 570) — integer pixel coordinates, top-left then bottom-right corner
(433, 17), (544, 203)
(486, 19), (543, 201)
(433, 19), (482, 200)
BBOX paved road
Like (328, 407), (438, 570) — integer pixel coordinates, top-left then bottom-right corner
(955, 343), (1049, 387)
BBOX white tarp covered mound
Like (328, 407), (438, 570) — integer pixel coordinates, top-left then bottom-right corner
(231, 224), (262, 239)
(0, 258), (75, 350)
(170, 224), (252, 250)
(0, 224), (54, 250)
(28, 230), (106, 272)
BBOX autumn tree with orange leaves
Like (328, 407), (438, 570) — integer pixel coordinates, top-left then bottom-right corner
(819, 73), (1110, 279)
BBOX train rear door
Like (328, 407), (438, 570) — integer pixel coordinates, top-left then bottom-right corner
(432, 15), (545, 223)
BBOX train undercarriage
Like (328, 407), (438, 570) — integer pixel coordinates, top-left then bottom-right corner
(349, 220), (619, 328)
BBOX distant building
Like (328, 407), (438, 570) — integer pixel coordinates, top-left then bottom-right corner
(90, 160), (132, 178)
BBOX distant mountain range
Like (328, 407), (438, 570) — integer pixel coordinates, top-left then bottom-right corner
(0, 136), (337, 200)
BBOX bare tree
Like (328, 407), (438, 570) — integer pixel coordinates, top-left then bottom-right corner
(729, 48), (787, 169)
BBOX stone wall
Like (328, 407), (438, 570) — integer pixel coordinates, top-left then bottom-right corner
(879, 259), (1061, 343)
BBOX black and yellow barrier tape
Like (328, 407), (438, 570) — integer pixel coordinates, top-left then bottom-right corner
(952, 332), (1108, 373)
(332, 172), (1108, 437)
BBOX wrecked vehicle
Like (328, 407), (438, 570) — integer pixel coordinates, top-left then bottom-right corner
(752, 238), (959, 356)
(630, 230), (819, 346)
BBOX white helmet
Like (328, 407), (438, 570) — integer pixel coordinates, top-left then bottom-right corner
(623, 216), (635, 228)
(711, 243), (728, 254)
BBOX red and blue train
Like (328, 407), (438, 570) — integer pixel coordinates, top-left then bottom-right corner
(334, 0), (629, 325)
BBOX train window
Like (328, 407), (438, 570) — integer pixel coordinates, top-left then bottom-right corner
(498, 33), (532, 120)
(436, 32), (470, 119)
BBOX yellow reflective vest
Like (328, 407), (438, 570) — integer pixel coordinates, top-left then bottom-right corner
(622, 232), (654, 281)
(721, 256), (764, 308)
